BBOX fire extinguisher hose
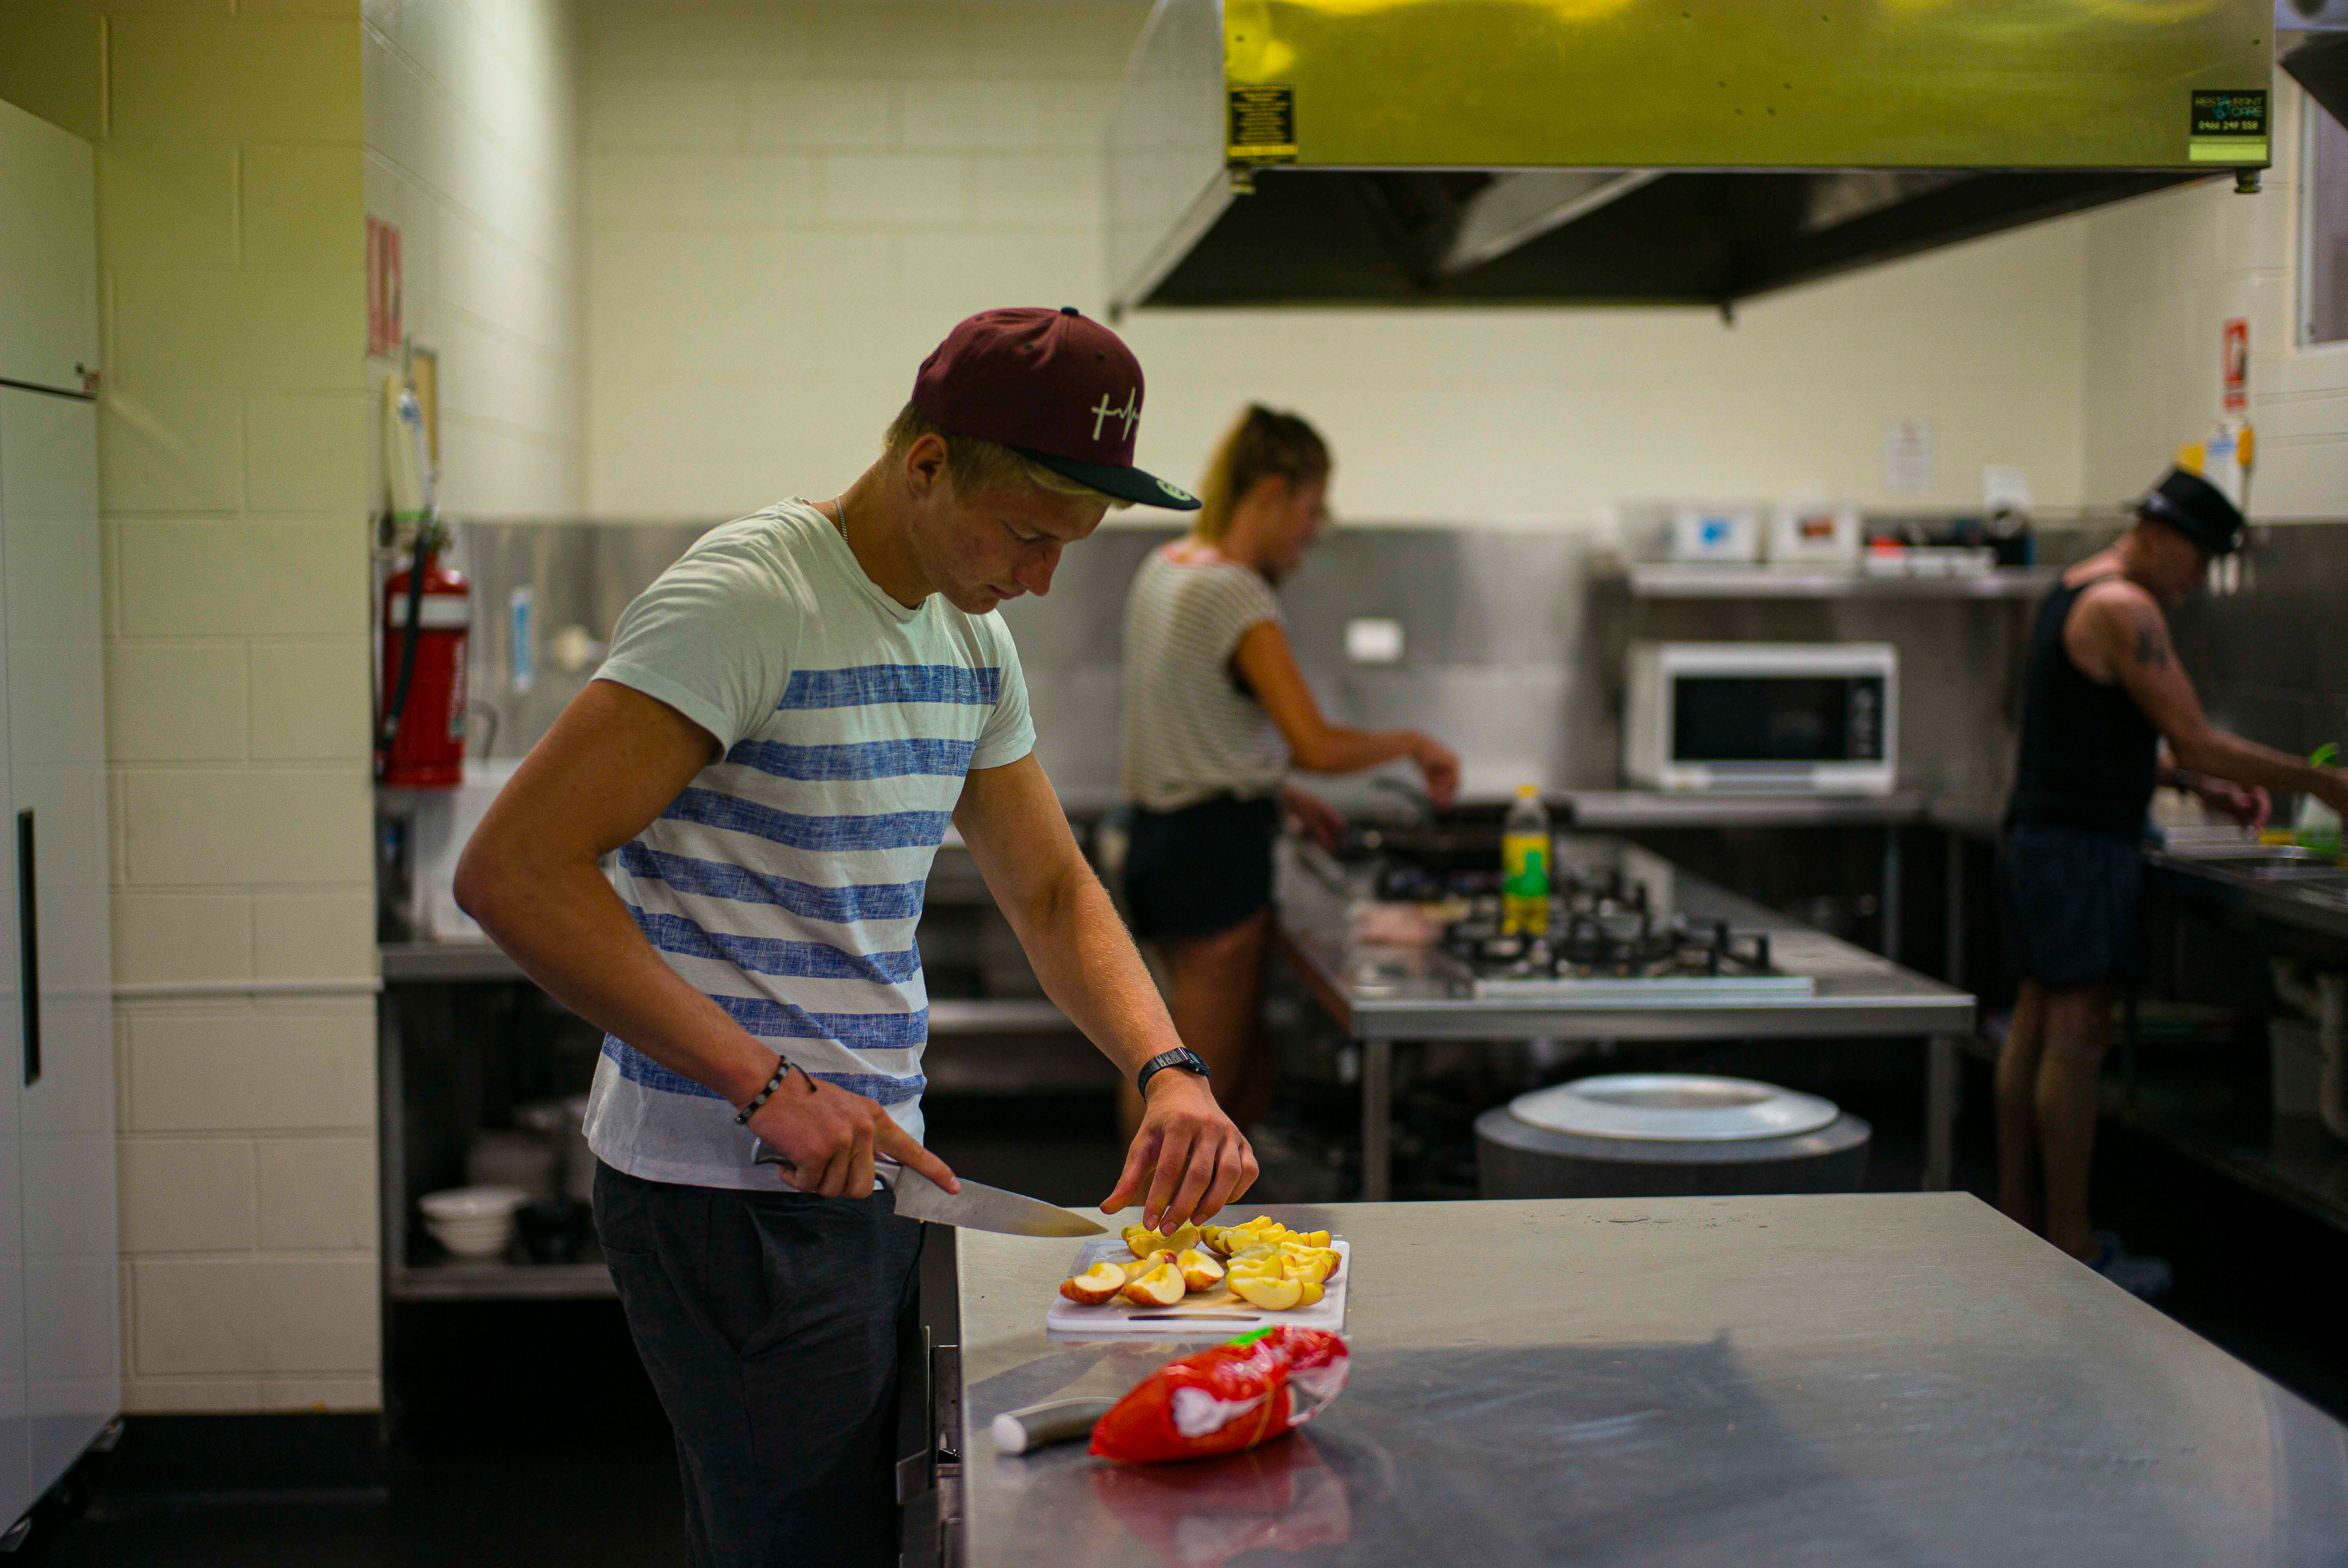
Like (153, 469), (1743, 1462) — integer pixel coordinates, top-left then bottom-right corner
(378, 524), (433, 768)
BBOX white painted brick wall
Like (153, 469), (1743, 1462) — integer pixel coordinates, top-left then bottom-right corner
(16, 4), (389, 1419)
(582, 0), (2097, 524)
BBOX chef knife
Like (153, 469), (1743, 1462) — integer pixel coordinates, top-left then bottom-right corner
(753, 1144), (1105, 1238)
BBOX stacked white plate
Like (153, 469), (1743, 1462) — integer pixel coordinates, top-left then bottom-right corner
(418, 1186), (529, 1259)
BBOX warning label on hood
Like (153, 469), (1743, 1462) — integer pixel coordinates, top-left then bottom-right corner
(2189, 89), (2267, 163)
(1229, 86), (1297, 163)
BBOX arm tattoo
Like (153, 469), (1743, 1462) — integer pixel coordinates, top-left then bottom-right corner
(2132, 618), (2171, 669)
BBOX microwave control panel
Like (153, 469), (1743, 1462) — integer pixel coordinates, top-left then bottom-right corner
(1848, 677), (1884, 761)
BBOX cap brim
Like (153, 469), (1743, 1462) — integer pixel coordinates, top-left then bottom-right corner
(1014, 447), (1200, 510)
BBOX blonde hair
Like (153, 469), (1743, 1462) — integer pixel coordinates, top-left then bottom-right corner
(1193, 404), (1330, 543)
(883, 405), (1132, 510)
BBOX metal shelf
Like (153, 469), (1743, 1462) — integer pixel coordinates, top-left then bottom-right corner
(1565, 789), (1929, 829)
(1623, 564), (2059, 599)
(393, 1250), (616, 1302)
(2106, 1095), (2348, 1240)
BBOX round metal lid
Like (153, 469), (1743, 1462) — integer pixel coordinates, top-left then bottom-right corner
(1506, 1073), (1840, 1143)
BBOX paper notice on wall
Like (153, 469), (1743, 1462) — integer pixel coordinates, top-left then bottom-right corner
(1983, 465), (2031, 510)
(1884, 420), (1935, 492)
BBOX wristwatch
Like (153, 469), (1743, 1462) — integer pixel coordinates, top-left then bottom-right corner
(1135, 1047), (1211, 1098)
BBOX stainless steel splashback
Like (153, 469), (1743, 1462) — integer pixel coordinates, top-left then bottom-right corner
(451, 520), (714, 767)
(454, 518), (2057, 812)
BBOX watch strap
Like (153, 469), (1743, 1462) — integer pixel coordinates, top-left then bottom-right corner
(1135, 1047), (1209, 1097)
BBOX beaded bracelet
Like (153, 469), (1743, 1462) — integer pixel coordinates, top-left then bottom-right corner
(733, 1055), (793, 1125)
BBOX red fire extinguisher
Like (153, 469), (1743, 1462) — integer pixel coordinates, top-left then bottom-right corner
(378, 523), (470, 788)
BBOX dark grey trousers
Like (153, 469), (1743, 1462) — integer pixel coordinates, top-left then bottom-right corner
(593, 1160), (924, 1568)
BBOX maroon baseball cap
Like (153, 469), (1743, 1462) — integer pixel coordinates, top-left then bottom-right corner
(910, 306), (1200, 510)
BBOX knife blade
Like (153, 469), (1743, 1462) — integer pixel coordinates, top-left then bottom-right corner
(752, 1145), (1105, 1238)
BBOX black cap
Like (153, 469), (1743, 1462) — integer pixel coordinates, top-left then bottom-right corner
(2136, 466), (2245, 557)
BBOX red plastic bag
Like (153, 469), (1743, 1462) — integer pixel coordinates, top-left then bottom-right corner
(1090, 1326), (1350, 1464)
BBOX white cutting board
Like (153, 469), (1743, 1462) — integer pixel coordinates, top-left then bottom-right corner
(1044, 1236), (1350, 1337)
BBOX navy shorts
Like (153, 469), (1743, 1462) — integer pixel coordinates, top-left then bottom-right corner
(1998, 822), (2146, 990)
(1121, 793), (1279, 943)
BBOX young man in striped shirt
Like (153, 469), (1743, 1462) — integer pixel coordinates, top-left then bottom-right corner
(456, 308), (1252, 1567)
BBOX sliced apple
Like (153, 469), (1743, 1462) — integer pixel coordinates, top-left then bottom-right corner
(1290, 1249), (1340, 1286)
(1299, 1230), (1330, 1249)
(1295, 1279), (1325, 1307)
(1120, 1261), (1186, 1308)
(1176, 1248), (1225, 1293)
(1059, 1262), (1127, 1306)
(1231, 1274), (1304, 1311)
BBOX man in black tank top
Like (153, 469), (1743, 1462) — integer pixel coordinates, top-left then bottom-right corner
(1998, 468), (2348, 1297)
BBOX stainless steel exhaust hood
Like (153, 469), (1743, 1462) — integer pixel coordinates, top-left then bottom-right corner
(1106, 0), (2275, 315)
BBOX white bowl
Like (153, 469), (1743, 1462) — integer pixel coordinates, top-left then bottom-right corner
(426, 1215), (516, 1259)
(419, 1185), (530, 1221)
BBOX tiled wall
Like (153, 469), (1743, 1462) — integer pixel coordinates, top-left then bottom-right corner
(581, 0), (2097, 524)
(365, 0), (586, 517)
(2083, 82), (2348, 520)
(0, 4), (382, 1414)
(2173, 522), (2348, 765)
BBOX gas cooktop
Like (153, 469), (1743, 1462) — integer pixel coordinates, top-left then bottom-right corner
(1437, 864), (1815, 1000)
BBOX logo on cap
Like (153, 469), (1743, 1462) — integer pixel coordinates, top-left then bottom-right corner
(1090, 390), (1140, 443)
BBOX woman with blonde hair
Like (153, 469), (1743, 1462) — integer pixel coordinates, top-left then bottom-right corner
(1116, 405), (1459, 1135)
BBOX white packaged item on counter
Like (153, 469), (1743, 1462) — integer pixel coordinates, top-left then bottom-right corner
(1767, 502), (1861, 565)
(1669, 506), (1762, 564)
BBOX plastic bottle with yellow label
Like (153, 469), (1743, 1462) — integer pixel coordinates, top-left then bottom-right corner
(1501, 784), (1552, 936)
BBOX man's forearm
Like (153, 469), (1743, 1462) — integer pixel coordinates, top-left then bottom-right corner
(2176, 729), (2336, 800)
(459, 856), (778, 1105)
(1013, 861), (1185, 1080)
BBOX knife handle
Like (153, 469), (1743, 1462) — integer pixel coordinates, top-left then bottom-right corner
(752, 1141), (898, 1194)
(990, 1397), (1117, 1456)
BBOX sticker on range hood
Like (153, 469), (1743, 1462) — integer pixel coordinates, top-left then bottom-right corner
(2190, 89), (2269, 161)
(1229, 86), (1297, 163)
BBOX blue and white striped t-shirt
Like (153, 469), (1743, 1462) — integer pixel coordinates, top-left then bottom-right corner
(583, 501), (1034, 1191)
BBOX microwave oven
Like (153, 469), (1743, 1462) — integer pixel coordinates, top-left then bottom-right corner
(1625, 642), (1897, 794)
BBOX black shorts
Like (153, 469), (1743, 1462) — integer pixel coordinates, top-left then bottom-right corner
(1998, 822), (2146, 990)
(1121, 793), (1279, 943)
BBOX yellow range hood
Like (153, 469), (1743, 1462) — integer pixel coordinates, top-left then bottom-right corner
(1105, 0), (2275, 314)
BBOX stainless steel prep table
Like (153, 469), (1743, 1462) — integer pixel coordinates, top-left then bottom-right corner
(1274, 835), (1975, 1201)
(949, 1194), (2348, 1566)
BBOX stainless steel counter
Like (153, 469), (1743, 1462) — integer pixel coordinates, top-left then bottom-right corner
(1276, 837), (1975, 1198)
(953, 1194), (2348, 1567)
(2148, 846), (2348, 945)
